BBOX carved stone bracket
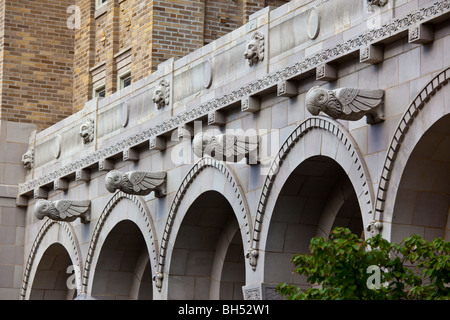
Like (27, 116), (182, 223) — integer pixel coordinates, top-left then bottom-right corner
(34, 199), (91, 224)
(306, 86), (384, 124)
(105, 170), (167, 197)
(193, 132), (259, 164)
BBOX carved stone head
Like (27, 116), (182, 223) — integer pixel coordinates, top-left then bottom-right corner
(305, 86), (332, 116)
(34, 199), (52, 220)
(152, 79), (170, 110)
(105, 170), (124, 193)
(21, 149), (34, 170)
(79, 118), (95, 144)
(244, 32), (264, 67)
(193, 132), (219, 158)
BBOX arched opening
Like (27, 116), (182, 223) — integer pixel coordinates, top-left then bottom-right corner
(90, 220), (153, 300)
(391, 114), (450, 242)
(264, 155), (363, 290)
(29, 243), (75, 300)
(167, 190), (245, 300)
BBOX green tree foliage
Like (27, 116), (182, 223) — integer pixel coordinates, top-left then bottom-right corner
(277, 227), (449, 300)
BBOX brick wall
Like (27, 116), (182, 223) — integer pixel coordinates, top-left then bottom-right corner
(204, 0), (243, 44)
(73, 0), (95, 112)
(0, 1), (5, 104)
(0, 0), (291, 122)
(0, 0), (75, 130)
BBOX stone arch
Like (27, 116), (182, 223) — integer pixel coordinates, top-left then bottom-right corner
(157, 158), (253, 295)
(209, 218), (242, 300)
(129, 249), (153, 300)
(375, 67), (450, 241)
(82, 192), (159, 296)
(20, 220), (82, 300)
(252, 116), (375, 259)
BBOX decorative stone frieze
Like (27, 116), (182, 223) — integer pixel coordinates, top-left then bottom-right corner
(152, 79), (170, 110)
(242, 283), (282, 300)
(244, 31), (264, 67)
(193, 132), (259, 164)
(306, 86), (384, 124)
(243, 286), (261, 300)
(79, 118), (95, 144)
(34, 199), (91, 224)
(105, 170), (167, 197)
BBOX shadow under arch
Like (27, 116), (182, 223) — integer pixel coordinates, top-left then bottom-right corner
(167, 190), (246, 300)
(157, 158), (253, 296)
(251, 116), (375, 271)
(82, 192), (159, 297)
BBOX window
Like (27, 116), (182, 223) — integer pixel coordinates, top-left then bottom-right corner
(94, 85), (106, 99)
(96, 0), (107, 9)
(118, 71), (131, 90)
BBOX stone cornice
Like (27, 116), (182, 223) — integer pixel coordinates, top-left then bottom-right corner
(17, 0), (450, 197)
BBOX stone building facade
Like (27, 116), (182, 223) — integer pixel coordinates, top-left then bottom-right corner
(0, 0), (448, 300)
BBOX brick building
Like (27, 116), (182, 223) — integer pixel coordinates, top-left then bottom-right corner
(0, 0), (289, 130)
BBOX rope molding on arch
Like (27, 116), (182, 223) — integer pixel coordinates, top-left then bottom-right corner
(155, 157), (252, 289)
(251, 116), (374, 250)
(20, 219), (80, 300)
(81, 191), (159, 292)
(375, 67), (450, 219)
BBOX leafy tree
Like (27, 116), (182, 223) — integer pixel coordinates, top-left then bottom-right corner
(277, 227), (449, 300)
